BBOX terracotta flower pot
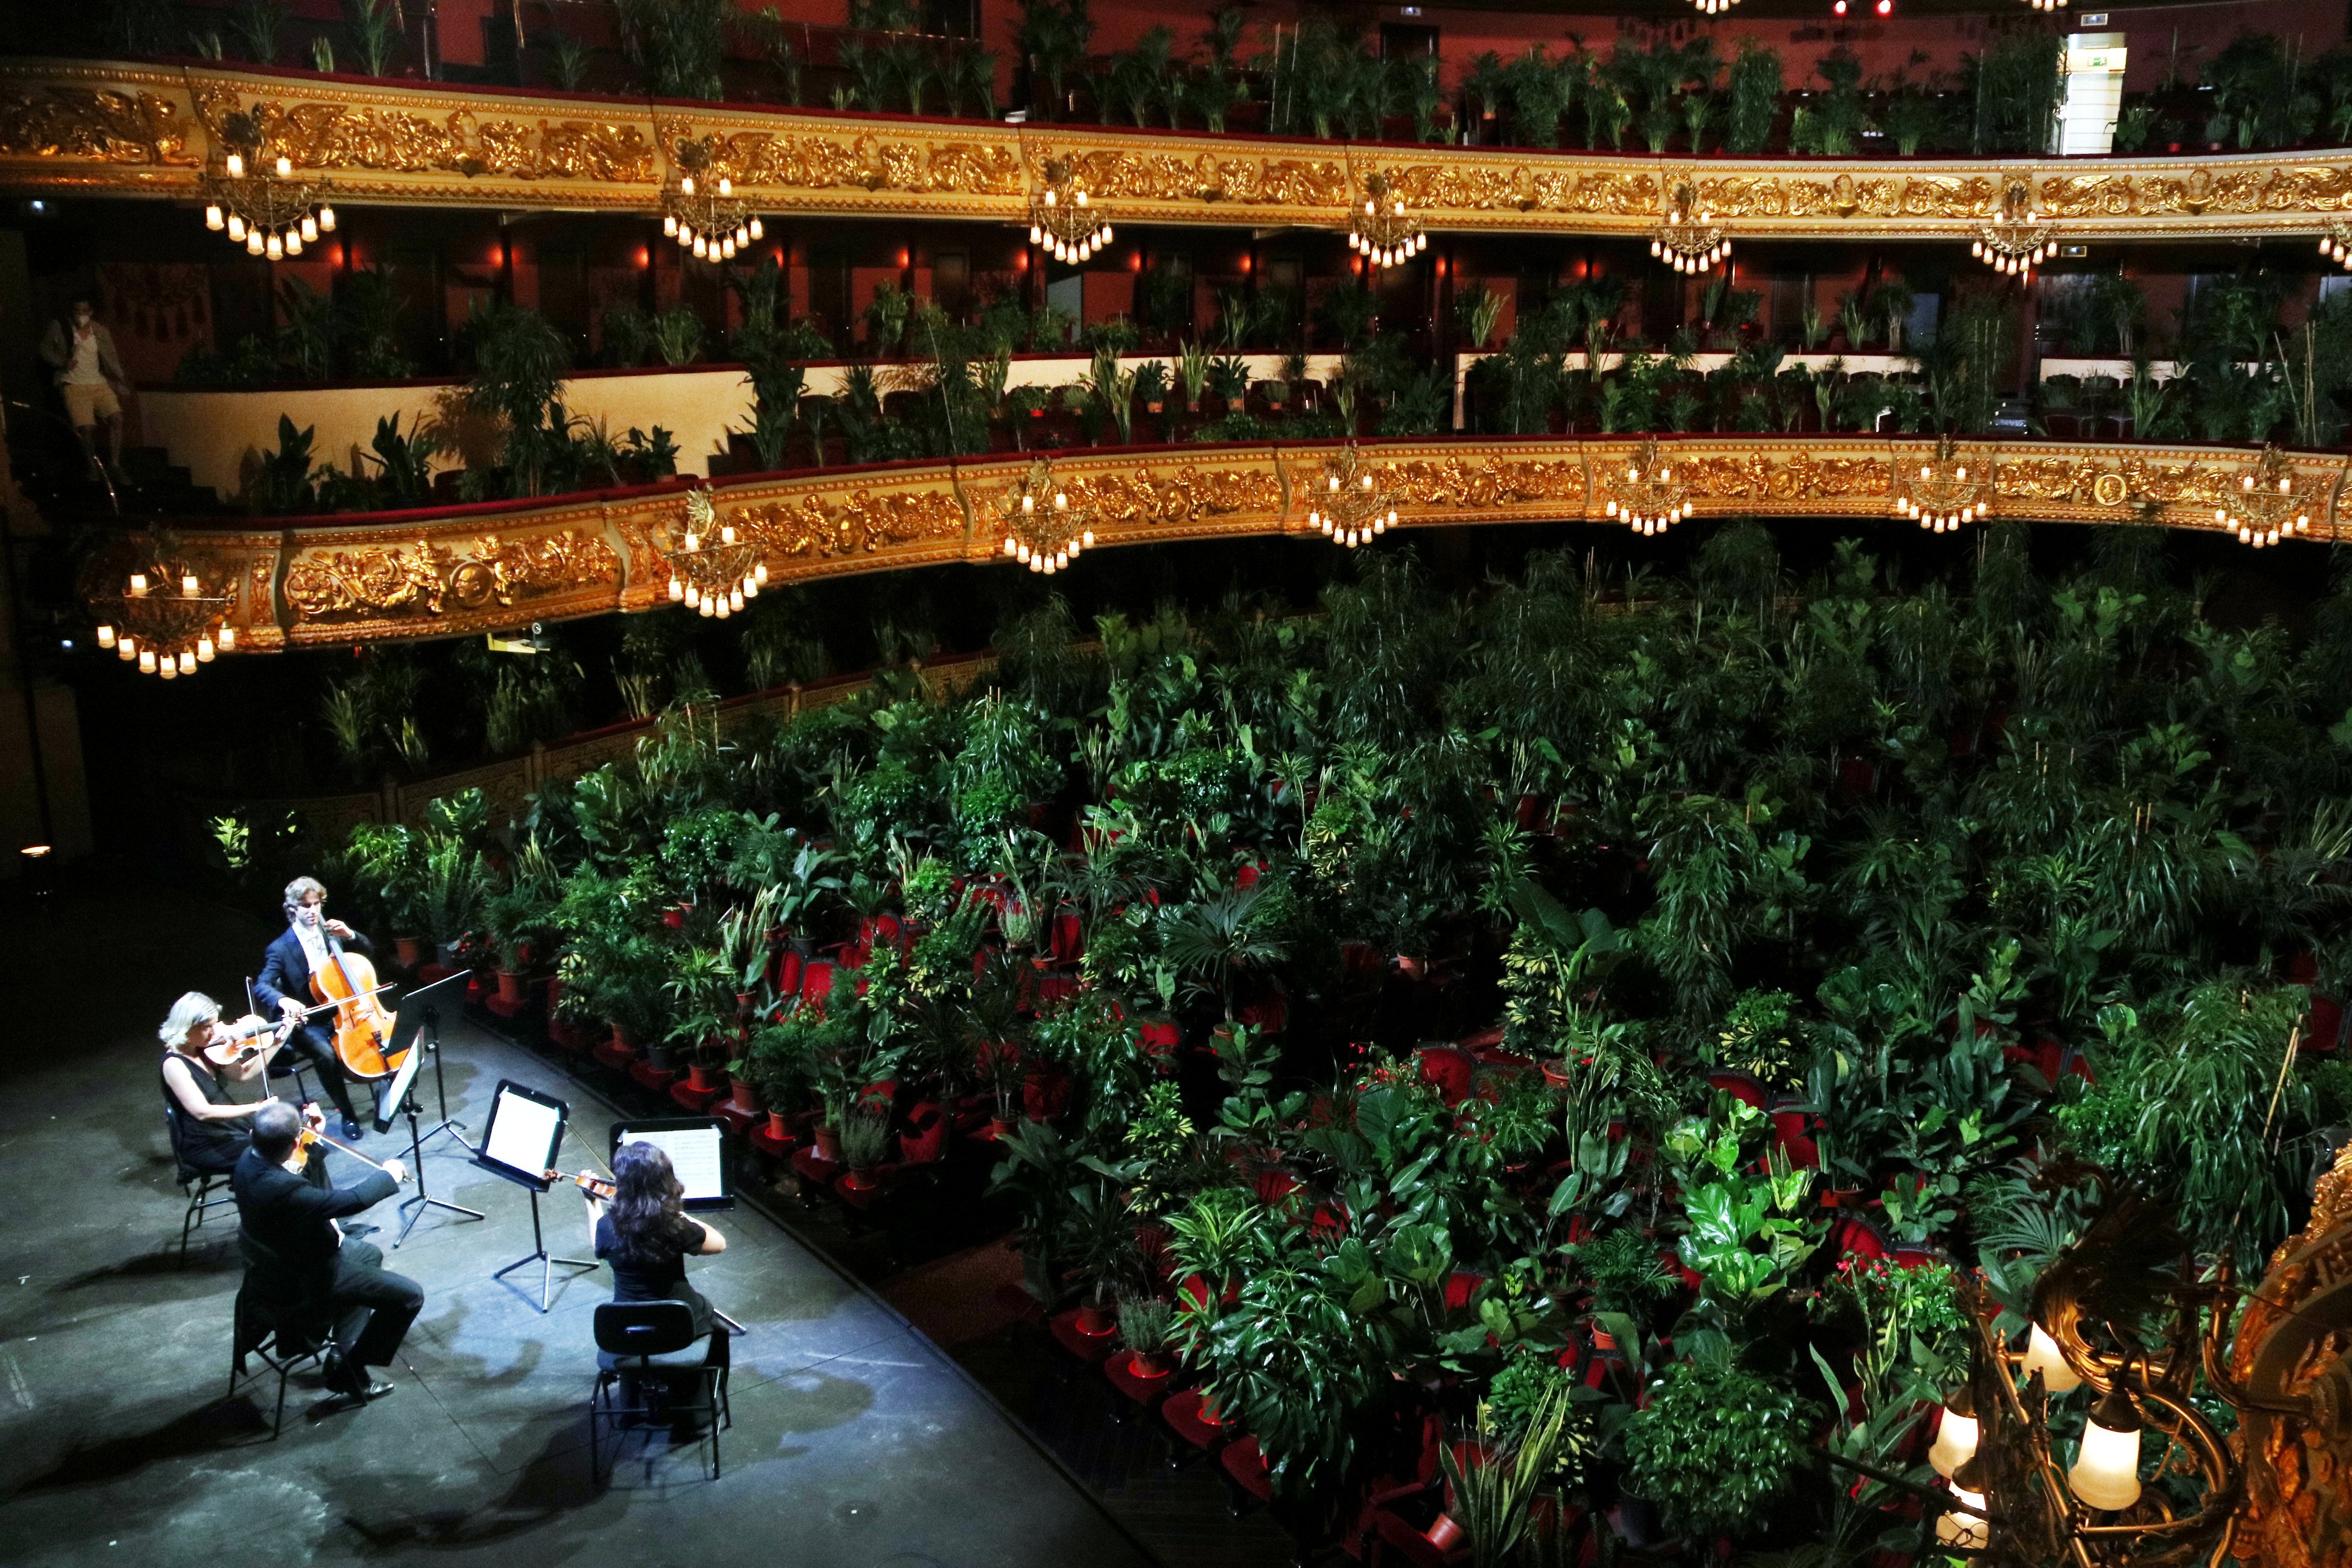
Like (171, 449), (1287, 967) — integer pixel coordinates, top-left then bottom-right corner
(394, 935), (425, 968)
(766, 1109), (792, 1140)
(1427, 1516), (1466, 1553)
(989, 1114), (1017, 1139)
(1128, 1351), (1172, 1380)
(609, 1023), (638, 1055)
(1075, 1302), (1114, 1336)
(495, 968), (526, 1006)
(727, 1075), (764, 1116)
(813, 1123), (841, 1162)
(1541, 1058), (1572, 1090)
(686, 1062), (717, 1093)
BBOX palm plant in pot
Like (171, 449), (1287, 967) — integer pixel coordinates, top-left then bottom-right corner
(1059, 1182), (1141, 1336)
(661, 941), (738, 1095)
(418, 836), (488, 969)
(836, 1107), (892, 1192)
(347, 823), (432, 966)
(480, 842), (558, 1007)
(1115, 1293), (1177, 1379)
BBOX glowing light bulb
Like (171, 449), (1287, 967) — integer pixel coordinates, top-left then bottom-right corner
(217, 625), (235, 651)
(301, 214), (318, 242)
(225, 152), (245, 178)
(2069, 1387), (2145, 1512)
(247, 230), (265, 256)
(205, 204), (224, 231)
(96, 625), (116, 649)
(317, 205), (334, 231)
(265, 233), (282, 260)
(680, 175), (695, 197)
(665, 214), (679, 237)
(669, 576), (685, 601)
(748, 216), (763, 240)
(2021, 1323), (2083, 1393)
(227, 214), (246, 242)
(274, 155), (291, 178)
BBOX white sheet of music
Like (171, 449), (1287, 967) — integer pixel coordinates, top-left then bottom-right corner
(624, 1128), (726, 1202)
(483, 1092), (562, 1180)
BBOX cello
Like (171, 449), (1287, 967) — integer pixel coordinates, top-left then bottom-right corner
(312, 929), (406, 1081)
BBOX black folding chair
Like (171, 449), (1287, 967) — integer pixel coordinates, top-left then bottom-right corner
(164, 1104), (238, 1260)
(589, 1302), (731, 1485)
(227, 1235), (330, 1438)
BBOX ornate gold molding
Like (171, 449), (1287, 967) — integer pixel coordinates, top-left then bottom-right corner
(13, 58), (2352, 237)
(67, 436), (2352, 652)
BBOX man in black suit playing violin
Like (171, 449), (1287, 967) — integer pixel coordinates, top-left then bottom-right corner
(254, 875), (367, 1139)
(234, 1101), (421, 1404)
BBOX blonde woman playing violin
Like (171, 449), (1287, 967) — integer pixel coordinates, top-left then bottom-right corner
(159, 991), (287, 1175)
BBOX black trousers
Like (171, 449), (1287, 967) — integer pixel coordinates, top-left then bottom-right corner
(328, 1240), (422, 1378)
(279, 1023), (360, 1124)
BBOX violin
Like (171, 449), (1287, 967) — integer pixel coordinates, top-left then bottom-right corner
(311, 926), (405, 1082)
(200, 1012), (292, 1068)
(297, 1102), (391, 1171)
(545, 1169), (618, 1201)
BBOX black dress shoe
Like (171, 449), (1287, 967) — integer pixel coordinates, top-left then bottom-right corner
(340, 1118), (365, 1141)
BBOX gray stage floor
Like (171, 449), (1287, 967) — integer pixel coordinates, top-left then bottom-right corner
(0, 881), (1155, 1568)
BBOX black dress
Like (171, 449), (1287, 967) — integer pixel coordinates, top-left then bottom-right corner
(595, 1214), (716, 1338)
(161, 1053), (247, 1173)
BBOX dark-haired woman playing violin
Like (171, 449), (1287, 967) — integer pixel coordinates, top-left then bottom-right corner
(587, 1141), (728, 1337)
(587, 1141), (729, 1434)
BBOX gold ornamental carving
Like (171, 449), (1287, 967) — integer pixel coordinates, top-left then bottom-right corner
(2226, 1139), (2352, 1568)
(0, 82), (191, 165)
(192, 81), (654, 183)
(284, 528), (619, 623)
(729, 487), (965, 561)
(1010, 466), (1279, 533)
(64, 436), (2351, 655)
(15, 61), (2352, 236)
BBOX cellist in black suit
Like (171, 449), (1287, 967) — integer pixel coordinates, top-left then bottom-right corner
(254, 875), (367, 1139)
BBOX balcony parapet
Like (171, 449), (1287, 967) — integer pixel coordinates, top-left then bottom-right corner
(70, 435), (2352, 656)
(8, 57), (2352, 239)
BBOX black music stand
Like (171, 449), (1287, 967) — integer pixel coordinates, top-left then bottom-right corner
(608, 1116), (744, 1335)
(382, 1002), (487, 1248)
(377, 970), (471, 1153)
(477, 1080), (598, 1313)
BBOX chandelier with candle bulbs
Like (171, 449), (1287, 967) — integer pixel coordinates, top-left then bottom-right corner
(1304, 445), (1398, 549)
(660, 139), (763, 264)
(997, 457), (1095, 573)
(1909, 1170), (2284, 1568)
(2321, 221), (2352, 272)
(1603, 442), (1693, 535)
(1893, 434), (1994, 532)
(1346, 173), (1427, 271)
(89, 535), (238, 680)
(2215, 444), (2313, 548)
(1650, 179), (1729, 276)
(660, 488), (766, 617)
(1027, 157), (1112, 265)
(200, 110), (335, 261)
(1973, 177), (2055, 277)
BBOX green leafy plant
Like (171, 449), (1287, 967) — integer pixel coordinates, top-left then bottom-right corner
(1625, 1352), (1821, 1540)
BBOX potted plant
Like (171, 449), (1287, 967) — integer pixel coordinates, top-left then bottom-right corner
(1623, 1354), (1820, 1547)
(837, 1109), (891, 1193)
(480, 861), (556, 1007)
(1058, 1184), (1139, 1337)
(662, 942), (737, 1098)
(1115, 1293), (1176, 1380)
(347, 823), (431, 965)
(418, 837), (487, 969)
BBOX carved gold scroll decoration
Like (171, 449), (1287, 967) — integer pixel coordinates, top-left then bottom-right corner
(284, 528), (619, 623)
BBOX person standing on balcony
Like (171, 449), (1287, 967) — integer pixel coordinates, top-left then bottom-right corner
(38, 296), (129, 481)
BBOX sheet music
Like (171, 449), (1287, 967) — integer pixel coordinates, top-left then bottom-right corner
(622, 1127), (726, 1202)
(483, 1091), (563, 1180)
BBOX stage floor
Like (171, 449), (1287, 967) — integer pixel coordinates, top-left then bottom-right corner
(0, 880), (1156, 1568)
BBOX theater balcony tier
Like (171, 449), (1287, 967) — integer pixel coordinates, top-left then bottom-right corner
(74, 434), (2352, 655)
(10, 57), (2352, 240)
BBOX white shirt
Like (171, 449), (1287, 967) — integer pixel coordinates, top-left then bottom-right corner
(62, 327), (106, 386)
(293, 915), (331, 976)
